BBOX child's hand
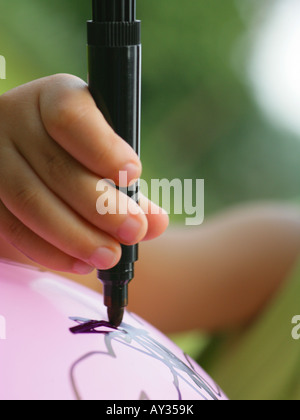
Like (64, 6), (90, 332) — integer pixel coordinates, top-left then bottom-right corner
(0, 74), (169, 274)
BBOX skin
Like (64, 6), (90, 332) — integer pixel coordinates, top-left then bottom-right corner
(1, 75), (300, 335)
(0, 74), (169, 274)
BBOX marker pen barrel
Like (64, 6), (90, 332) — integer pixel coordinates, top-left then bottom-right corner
(87, 0), (141, 325)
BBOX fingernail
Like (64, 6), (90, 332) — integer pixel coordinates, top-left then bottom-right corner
(89, 247), (118, 270)
(117, 217), (142, 244)
(121, 163), (141, 184)
(73, 261), (94, 275)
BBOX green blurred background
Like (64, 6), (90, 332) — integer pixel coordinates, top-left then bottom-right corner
(1, 0), (300, 221)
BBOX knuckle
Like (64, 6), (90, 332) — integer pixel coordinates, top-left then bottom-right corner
(50, 73), (85, 86)
(44, 152), (73, 183)
(40, 75), (90, 134)
(44, 74), (86, 95)
(49, 73), (76, 82)
(6, 218), (25, 245)
(52, 98), (89, 132)
(15, 186), (39, 214)
(43, 74), (89, 134)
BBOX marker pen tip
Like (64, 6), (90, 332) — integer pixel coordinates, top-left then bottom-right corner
(107, 306), (125, 327)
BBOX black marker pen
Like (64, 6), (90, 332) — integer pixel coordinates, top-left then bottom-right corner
(87, 0), (141, 326)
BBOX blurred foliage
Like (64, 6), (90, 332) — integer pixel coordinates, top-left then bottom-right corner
(1, 0), (300, 221)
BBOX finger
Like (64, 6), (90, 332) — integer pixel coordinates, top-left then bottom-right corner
(0, 144), (122, 270)
(139, 194), (170, 241)
(13, 127), (148, 246)
(39, 74), (141, 186)
(0, 200), (94, 274)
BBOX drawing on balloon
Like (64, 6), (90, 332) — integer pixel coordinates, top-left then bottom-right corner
(69, 314), (222, 401)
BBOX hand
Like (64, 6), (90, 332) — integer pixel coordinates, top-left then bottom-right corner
(0, 74), (169, 274)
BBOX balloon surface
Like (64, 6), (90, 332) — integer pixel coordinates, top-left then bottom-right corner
(0, 260), (227, 400)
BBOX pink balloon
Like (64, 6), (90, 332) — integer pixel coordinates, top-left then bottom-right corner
(0, 260), (227, 400)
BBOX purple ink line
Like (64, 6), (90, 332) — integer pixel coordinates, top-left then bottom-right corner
(70, 320), (118, 335)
